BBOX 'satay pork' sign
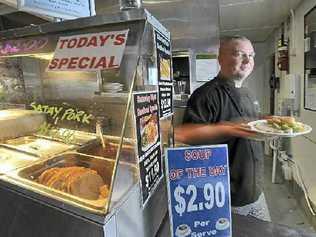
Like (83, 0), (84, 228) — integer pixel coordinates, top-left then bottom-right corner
(47, 30), (129, 72)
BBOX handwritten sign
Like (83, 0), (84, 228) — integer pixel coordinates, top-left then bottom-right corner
(47, 30), (129, 72)
(0, 38), (49, 56)
(165, 145), (232, 237)
(30, 102), (93, 124)
(37, 122), (76, 144)
(30, 102), (94, 144)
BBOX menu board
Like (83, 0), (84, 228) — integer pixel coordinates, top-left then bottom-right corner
(165, 145), (231, 237)
(155, 30), (173, 119)
(133, 91), (163, 206)
(158, 84), (173, 118)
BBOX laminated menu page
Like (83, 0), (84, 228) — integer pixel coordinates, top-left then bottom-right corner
(165, 145), (232, 237)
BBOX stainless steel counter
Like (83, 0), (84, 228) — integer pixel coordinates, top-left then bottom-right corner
(0, 176), (168, 237)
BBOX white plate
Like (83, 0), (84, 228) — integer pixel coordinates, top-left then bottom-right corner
(103, 88), (123, 93)
(248, 120), (312, 138)
(103, 83), (123, 90)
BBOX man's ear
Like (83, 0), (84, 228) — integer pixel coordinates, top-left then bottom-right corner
(217, 54), (223, 66)
(217, 60), (221, 72)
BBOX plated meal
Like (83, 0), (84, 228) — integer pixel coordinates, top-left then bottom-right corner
(248, 116), (312, 138)
(140, 113), (158, 151)
(160, 58), (171, 80)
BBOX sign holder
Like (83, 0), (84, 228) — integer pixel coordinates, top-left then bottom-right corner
(133, 91), (163, 206)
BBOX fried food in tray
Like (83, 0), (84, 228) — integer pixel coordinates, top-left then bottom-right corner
(17, 152), (114, 210)
(266, 116), (305, 133)
(38, 166), (109, 200)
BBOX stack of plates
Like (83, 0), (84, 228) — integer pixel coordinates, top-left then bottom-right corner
(103, 83), (124, 93)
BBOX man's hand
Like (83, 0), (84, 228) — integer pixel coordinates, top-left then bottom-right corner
(221, 122), (257, 138)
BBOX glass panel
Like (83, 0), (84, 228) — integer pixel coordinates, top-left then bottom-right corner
(0, 20), (145, 215)
(109, 21), (156, 210)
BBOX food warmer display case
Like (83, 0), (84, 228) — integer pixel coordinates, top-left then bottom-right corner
(0, 9), (174, 237)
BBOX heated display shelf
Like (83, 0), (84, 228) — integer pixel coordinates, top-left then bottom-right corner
(0, 8), (173, 237)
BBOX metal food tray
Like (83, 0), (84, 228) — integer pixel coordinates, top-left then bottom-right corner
(77, 139), (135, 162)
(6, 152), (137, 213)
(103, 135), (135, 145)
(0, 147), (39, 173)
(15, 152), (113, 211)
(1, 136), (74, 158)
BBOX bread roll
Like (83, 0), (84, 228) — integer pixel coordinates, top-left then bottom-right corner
(280, 116), (295, 124)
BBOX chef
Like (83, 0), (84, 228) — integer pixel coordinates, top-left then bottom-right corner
(175, 35), (271, 221)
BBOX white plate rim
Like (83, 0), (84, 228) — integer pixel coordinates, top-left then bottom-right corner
(248, 119), (312, 138)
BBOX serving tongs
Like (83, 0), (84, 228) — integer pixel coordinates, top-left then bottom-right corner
(96, 117), (107, 149)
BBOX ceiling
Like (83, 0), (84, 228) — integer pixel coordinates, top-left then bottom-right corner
(0, 0), (305, 43)
(219, 0), (303, 42)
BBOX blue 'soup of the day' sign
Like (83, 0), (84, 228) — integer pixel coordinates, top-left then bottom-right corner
(165, 145), (231, 237)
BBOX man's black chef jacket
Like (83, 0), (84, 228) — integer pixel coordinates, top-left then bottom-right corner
(183, 76), (264, 207)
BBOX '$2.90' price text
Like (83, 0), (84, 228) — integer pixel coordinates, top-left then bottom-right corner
(174, 182), (225, 217)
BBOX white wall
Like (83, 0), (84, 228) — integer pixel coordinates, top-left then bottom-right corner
(244, 42), (273, 115)
(279, 0), (316, 205)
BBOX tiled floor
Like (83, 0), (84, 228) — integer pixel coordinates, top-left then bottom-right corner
(263, 156), (314, 231)
(156, 156), (315, 236)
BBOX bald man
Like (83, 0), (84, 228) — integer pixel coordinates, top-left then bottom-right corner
(175, 36), (270, 221)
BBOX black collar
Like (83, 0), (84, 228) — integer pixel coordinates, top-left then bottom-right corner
(214, 76), (244, 116)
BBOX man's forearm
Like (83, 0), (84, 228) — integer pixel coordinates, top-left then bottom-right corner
(175, 122), (255, 145)
(174, 123), (232, 145)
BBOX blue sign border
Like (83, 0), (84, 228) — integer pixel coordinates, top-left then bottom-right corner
(165, 145), (232, 237)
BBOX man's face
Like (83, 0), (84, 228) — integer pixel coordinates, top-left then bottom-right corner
(218, 39), (255, 81)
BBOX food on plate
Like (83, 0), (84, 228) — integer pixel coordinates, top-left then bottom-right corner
(266, 116), (305, 133)
(160, 58), (171, 79)
(38, 166), (109, 200)
(141, 114), (158, 149)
